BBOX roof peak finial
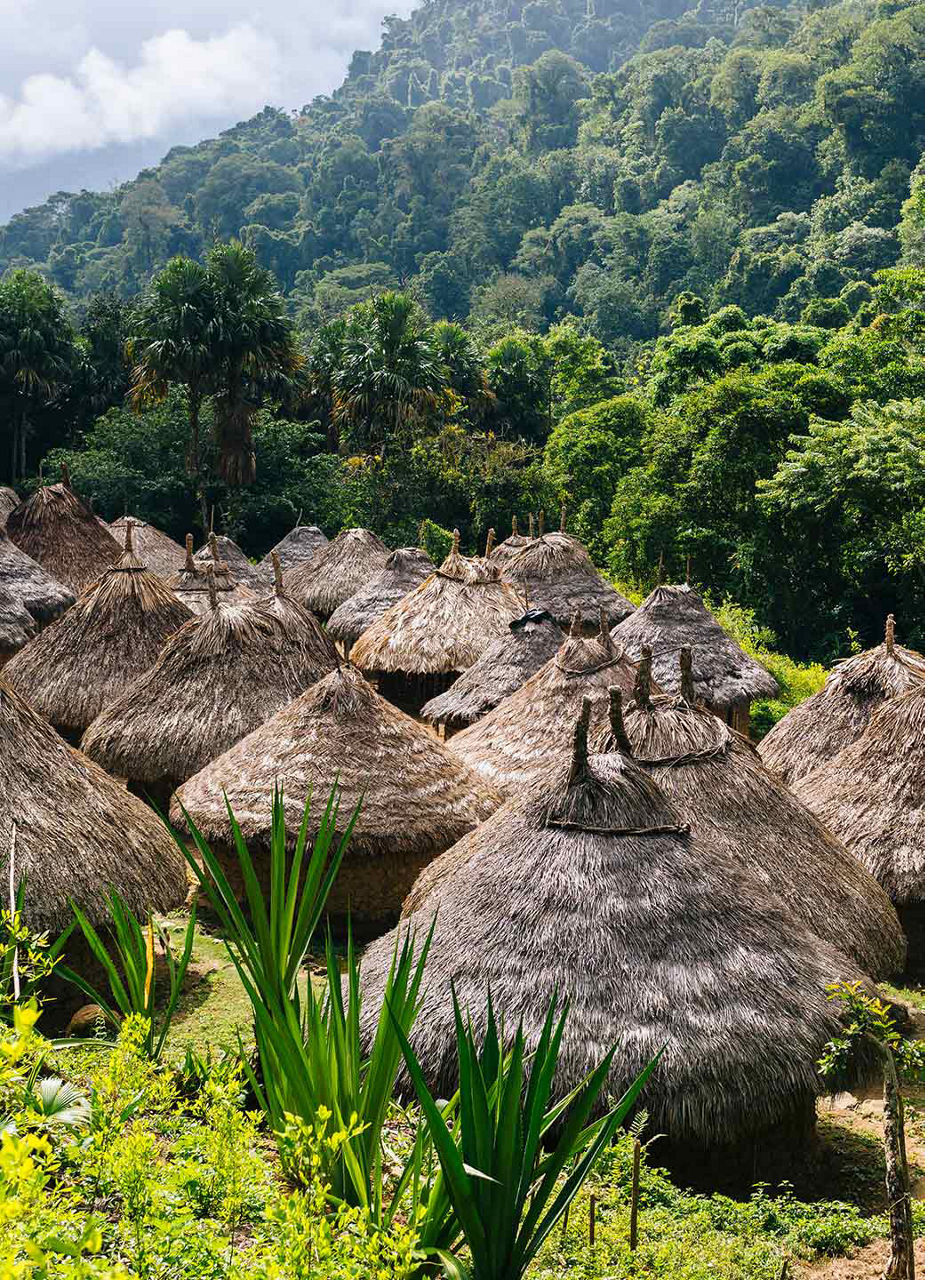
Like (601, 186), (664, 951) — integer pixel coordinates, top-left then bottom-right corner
(60, 461), (72, 490)
(608, 687), (633, 757)
(538, 508), (545, 537)
(685, 554), (691, 585)
(657, 550), (664, 585)
(123, 518), (135, 555)
(569, 610), (581, 638)
(209, 504), (215, 535)
(567, 695), (592, 786)
(599, 606), (611, 652)
(272, 551), (284, 596)
(485, 527), (496, 558)
(512, 514), (518, 536)
(634, 645), (653, 709)
(206, 564), (218, 612)
(528, 512), (535, 538)
(184, 533), (195, 572)
(208, 531), (219, 563)
(679, 645), (695, 702)
(886, 613), (896, 655)
(451, 528), (460, 556)
(560, 502), (567, 533)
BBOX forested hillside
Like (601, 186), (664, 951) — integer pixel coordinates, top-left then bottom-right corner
(3, 0), (925, 344)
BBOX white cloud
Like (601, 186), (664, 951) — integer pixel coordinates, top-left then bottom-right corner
(0, 23), (280, 165)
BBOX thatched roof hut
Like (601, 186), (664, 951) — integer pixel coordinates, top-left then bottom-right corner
(255, 553), (340, 673)
(360, 700), (866, 1178)
(172, 662), (502, 926)
(0, 486), (18, 526)
(612, 583), (777, 733)
(759, 616), (925, 785)
(0, 585), (36, 663)
(168, 535), (256, 617)
(350, 533), (525, 710)
(81, 580), (328, 806)
(283, 527), (390, 621)
(447, 617), (642, 797)
(1, 677), (187, 933)
(260, 524), (329, 573)
(4, 522), (193, 741)
(502, 531), (634, 629)
(194, 532), (269, 591)
(327, 547), (435, 650)
(7, 468), (120, 594)
(109, 516), (186, 580)
(490, 515), (533, 568)
(0, 527), (75, 629)
(420, 608), (563, 736)
(588, 651), (905, 979)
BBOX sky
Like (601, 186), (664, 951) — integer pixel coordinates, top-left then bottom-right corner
(0, 0), (418, 222)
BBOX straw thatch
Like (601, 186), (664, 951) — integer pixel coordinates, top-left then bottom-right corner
(168, 535), (257, 617)
(172, 662), (502, 923)
(0, 487), (18, 526)
(109, 516), (186, 580)
(588, 656), (905, 978)
(420, 609), (563, 733)
(447, 619), (643, 797)
(327, 547), (435, 649)
(0, 677), (187, 932)
(260, 524), (329, 573)
(793, 682), (925, 907)
(612, 583), (777, 728)
(81, 587), (329, 800)
(4, 523), (194, 738)
(283, 527), (390, 620)
(759, 616), (925, 785)
(0, 584), (36, 662)
(490, 515), (533, 568)
(194, 532), (269, 591)
(502, 531), (634, 628)
(0, 527), (75, 628)
(255, 553), (340, 673)
(360, 701), (866, 1159)
(7, 472), (121, 594)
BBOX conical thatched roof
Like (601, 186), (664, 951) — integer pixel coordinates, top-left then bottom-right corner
(255, 553), (340, 674)
(0, 527), (74, 628)
(4, 523), (193, 737)
(260, 524), (329, 573)
(612, 583), (778, 713)
(172, 662), (502, 868)
(283, 527), (390, 621)
(7, 471), (120, 594)
(448, 619), (643, 796)
(420, 609), (563, 732)
(194, 532), (269, 591)
(81, 589), (329, 792)
(168, 535), (256, 617)
(759, 616), (925, 785)
(794, 683), (925, 905)
(109, 516), (186, 580)
(327, 547), (435, 649)
(502, 531), (634, 628)
(350, 534), (524, 679)
(360, 702), (865, 1149)
(1, 677), (187, 932)
(490, 515), (533, 568)
(588, 654), (904, 978)
(0, 486), (18, 526)
(0, 585), (36, 661)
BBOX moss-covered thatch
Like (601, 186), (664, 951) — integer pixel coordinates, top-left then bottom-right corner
(588, 654), (904, 978)
(759, 616), (925, 785)
(283, 527), (389, 620)
(168, 535), (256, 617)
(260, 524), (329, 573)
(172, 662), (502, 923)
(327, 547), (435, 650)
(109, 516), (186, 580)
(490, 515), (533, 568)
(794, 683), (925, 907)
(81, 587), (328, 801)
(502, 531), (634, 628)
(360, 700), (866, 1158)
(1, 677), (187, 932)
(4, 523), (193, 738)
(0, 487), (18, 527)
(7, 471), (120, 594)
(0, 585), (35, 662)
(194, 533), (269, 591)
(0, 527), (75, 628)
(612, 583), (777, 727)
(420, 609), (563, 734)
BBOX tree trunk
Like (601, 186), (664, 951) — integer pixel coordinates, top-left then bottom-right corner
(882, 1044), (915, 1280)
(187, 388), (209, 536)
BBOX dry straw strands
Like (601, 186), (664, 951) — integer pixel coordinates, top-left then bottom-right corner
(0, 487), (18, 527)
(108, 516), (186, 580)
(489, 514), (533, 568)
(169, 535), (256, 616)
(4, 522), (193, 737)
(327, 547), (435, 650)
(283, 527), (389, 620)
(255, 552), (340, 672)
(759, 615), (925, 785)
(612, 583), (778, 717)
(0, 585), (35, 662)
(7, 470), (121, 594)
(502, 531), (634, 628)
(194, 532), (269, 591)
(0, 677), (187, 932)
(173, 662), (502, 920)
(420, 609), (563, 732)
(260, 524), (329, 573)
(360, 701), (866, 1153)
(592, 660), (905, 979)
(0, 527), (74, 629)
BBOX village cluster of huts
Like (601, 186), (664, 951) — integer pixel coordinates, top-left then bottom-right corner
(3, 472), (925, 1180)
